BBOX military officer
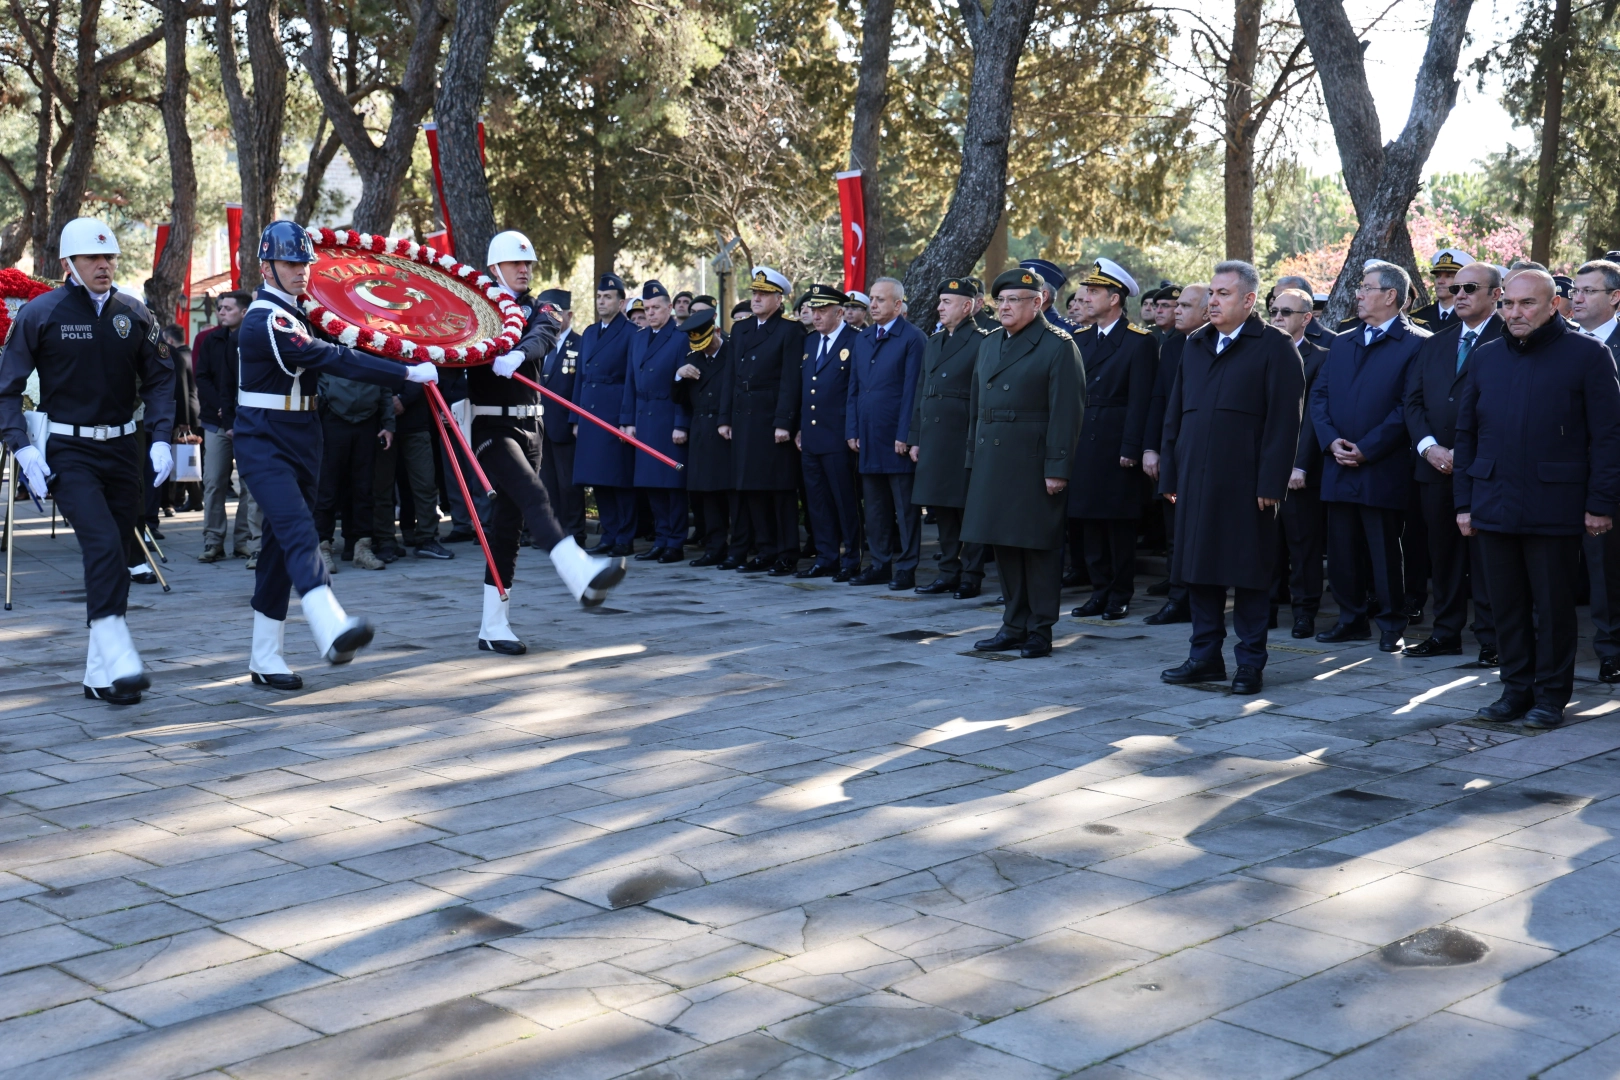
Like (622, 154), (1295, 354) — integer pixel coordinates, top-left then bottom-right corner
(844, 291), (871, 330)
(1020, 258), (1078, 333)
(626, 295), (647, 328)
(620, 281), (690, 562)
(963, 267), (1086, 658)
(1067, 259), (1156, 621)
(1, 217), (175, 705)
(1409, 248), (1473, 328)
(795, 283), (862, 579)
(908, 277), (988, 598)
(719, 267), (804, 574)
(674, 309), (743, 565)
(574, 274), (637, 555)
(535, 288), (585, 545)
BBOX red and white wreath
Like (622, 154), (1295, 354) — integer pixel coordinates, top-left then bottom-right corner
(0, 267), (56, 347)
(300, 228), (526, 365)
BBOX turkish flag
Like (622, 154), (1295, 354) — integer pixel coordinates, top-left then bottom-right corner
(153, 223), (192, 333)
(837, 169), (866, 293)
(225, 203), (242, 291)
(423, 119), (488, 260)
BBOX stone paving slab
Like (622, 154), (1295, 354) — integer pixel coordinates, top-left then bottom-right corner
(5, 503), (1620, 1076)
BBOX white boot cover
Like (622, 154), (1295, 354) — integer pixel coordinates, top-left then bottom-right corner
(550, 536), (626, 607)
(480, 584), (520, 642)
(251, 612), (295, 676)
(83, 623), (106, 689)
(300, 585), (373, 664)
(92, 615), (148, 691)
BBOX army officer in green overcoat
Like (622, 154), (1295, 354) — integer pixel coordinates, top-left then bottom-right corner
(962, 267), (1087, 657)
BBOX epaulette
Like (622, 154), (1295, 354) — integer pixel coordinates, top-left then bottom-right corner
(1411, 317), (1429, 326)
(975, 326), (994, 336)
(1047, 324), (1074, 342)
(1128, 323), (1153, 335)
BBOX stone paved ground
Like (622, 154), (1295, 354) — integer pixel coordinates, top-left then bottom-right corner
(7, 499), (1620, 1080)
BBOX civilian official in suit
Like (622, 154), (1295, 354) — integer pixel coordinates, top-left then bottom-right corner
(1456, 269), (1620, 729)
(1271, 275), (1336, 351)
(1141, 284), (1208, 625)
(673, 309), (743, 566)
(963, 267), (1085, 658)
(1571, 259), (1620, 681)
(573, 274), (637, 556)
(1403, 261), (1502, 663)
(620, 281), (690, 562)
(847, 276), (926, 589)
(535, 289), (586, 546)
(1273, 288), (1330, 639)
(795, 284), (862, 580)
(719, 267), (803, 574)
(1068, 259), (1156, 621)
(1159, 261), (1305, 695)
(1311, 261), (1431, 651)
(908, 278), (988, 598)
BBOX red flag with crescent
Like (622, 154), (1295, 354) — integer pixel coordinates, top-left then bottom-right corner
(837, 169), (866, 294)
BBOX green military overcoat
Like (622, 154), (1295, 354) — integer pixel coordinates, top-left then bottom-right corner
(907, 321), (987, 508)
(961, 317), (1086, 549)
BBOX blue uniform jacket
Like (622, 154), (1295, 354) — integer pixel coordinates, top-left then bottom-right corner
(1454, 318), (1620, 535)
(620, 321), (690, 488)
(799, 323), (859, 455)
(1309, 316), (1428, 509)
(541, 329), (581, 446)
(846, 318), (925, 474)
(571, 313), (635, 487)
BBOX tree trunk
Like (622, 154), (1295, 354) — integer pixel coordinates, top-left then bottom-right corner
(849, 0), (894, 287)
(218, 0), (287, 291)
(0, 219), (26, 267)
(1223, 0), (1261, 262)
(22, 0), (58, 269)
(591, 152), (617, 281)
(294, 121), (343, 226)
(149, 0), (197, 329)
(901, 0), (1041, 320)
(1530, 0), (1572, 264)
(1296, 0), (1474, 323)
(982, 203), (1010, 282)
(435, 0), (501, 268)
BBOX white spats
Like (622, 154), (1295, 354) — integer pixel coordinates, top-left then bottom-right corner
(478, 584), (526, 655)
(251, 612), (295, 676)
(300, 585), (374, 664)
(89, 615), (148, 692)
(549, 536), (627, 608)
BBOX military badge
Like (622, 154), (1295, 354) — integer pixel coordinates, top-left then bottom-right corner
(839, 348), (849, 361)
(112, 313), (131, 339)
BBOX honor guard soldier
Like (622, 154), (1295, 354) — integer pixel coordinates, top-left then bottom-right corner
(719, 267), (804, 574)
(620, 280), (690, 562)
(908, 278), (989, 598)
(963, 267), (1086, 658)
(1, 217), (175, 704)
(795, 283), (862, 579)
(232, 221), (439, 687)
(471, 232), (628, 655)
(1019, 258), (1078, 334)
(574, 274), (638, 555)
(673, 309), (744, 565)
(1409, 249), (1474, 328)
(533, 287), (586, 545)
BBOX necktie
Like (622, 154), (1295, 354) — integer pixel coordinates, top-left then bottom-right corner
(1366, 326), (1386, 347)
(818, 336), (830, 364)
(1457, 330), (1477, 372)
(876, 325), (889, 342)
(1216, 334), (1231, 354)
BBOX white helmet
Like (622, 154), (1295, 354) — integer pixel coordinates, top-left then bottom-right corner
(487, 230), (535, 267)
(59, 217), (121, 259)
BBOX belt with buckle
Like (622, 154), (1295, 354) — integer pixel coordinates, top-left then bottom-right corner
(47, 420), (137, 440)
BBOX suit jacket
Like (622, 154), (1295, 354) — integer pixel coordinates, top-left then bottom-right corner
(1144, 329), (1186, 455)
(572, 314), (636, 486)
(1303, 317), (1336, 350)
(908, 320), (985, 508)
(1291, 338), (1331, 486)
(1310, 315), (1430, 509)
(1404, 315), (1503, 485)
(1068, 319), (1156, 519)
(846, 317), (925, 474)
(193, 324), (237, 430)
(799, 323), (858, 456)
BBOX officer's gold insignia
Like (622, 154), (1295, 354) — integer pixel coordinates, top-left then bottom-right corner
(839, 349), (849, 361)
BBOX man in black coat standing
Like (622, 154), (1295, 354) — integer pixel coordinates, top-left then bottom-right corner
(1455, 269), (1620, 729)
(1141, 284), (1207, 625)
(536, 288), (586, 546)
(1403, 261), (1502, 663)
(1271, 288), (1330, 639)
(1571, 259), (1620, 680)
(1159, 261), (1304, 695)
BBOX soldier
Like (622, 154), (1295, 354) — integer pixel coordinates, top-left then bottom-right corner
(674, 308), (743, 566)
(1409, 248), (1473, 328)
(1141, 283), (1208, 626)
(1, 217), (175, 704)
(1020, 258), (1077, 333)
(534, 288), (585, 546)
(971, 278), (1000, 333)
(963, 267), (1086, 658)
(719, 267), (803, 574)
(1069, 259), (1156, 622)
(621, 281), (690, 562)
(795, 283), (862, 580)
(626, 296), (647, 328)
(908, 277), (988, 598)
(575, 274), (637, 556)
(843, 291), (871, 330)
(673, 291), (694, 320)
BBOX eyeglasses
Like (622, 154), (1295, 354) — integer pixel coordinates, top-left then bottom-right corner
(1572, 286), (1618, 298)
(1268, 307), (1309, 317)
(1354, 284), (1392, 294)
(1444, 282), (1489, 296)
(996, 294), (1040, 305)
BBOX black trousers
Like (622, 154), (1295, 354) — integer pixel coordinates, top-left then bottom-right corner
(476, 423), (565, 588)
(1161, 500), (1187, 603)
(314, 414), (377, 543)
(741, 489), (799, 564)
(644, 488), (688, 548)
(1189, 583), (1271, 670)
(931, 505), (985, 584)
(996, 544), (1063, 642)
(1080, 518), (1136, 606)
(862, 472), (921, 573)
(1420, 481), (1494, 645)
(1478, 531), (1582, 709)
(1325, 502), (1407, 633)
(51, 436), (142, 622)
(1279, 485), (1325, 616)
(1582, 528), (1620, 661)
(539, 436), (585, 544)
(802, 448), (862, 569)
(1404, 483), (1431, 610)
(694, 491), (749, 558)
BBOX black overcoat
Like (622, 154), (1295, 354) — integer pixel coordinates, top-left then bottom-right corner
(719, 312), (802, 490)
(1068, 319), (1157, 519)
(1404, 315), (1502, 485)
(672, 344), (731, 493)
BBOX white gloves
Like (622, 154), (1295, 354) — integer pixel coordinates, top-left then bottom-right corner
(405, 363), (440, 385)
(149, 441), (173, 487)
(493, 351), (524, 378)
(13, 445), (48, 499)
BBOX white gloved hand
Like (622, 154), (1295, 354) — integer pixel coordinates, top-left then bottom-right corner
(493, 351), (524, 379)
(13, 445), (48, 499)
(149, 441), (173, 487)
(405, 363), (440, 385)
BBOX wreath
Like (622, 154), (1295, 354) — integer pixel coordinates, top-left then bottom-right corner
(300, 228), (526, 366)
(0, 267), (56, 347)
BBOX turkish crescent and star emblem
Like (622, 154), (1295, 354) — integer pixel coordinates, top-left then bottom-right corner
(306, 251), (493, 349)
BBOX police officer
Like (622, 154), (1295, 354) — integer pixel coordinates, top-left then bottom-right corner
(621, 281), (690, 562)
(909, 277), (988, 598)
(534, 287), (585, 545)
(1409, 249), (1472, 328)
(795, 283), (862, 579)
(673, 308), (744, 565)
(574, 274), (638, 555)
(233, 221), (440, 688)
(1020, 258), (1078, 333)
(1, 217), (175, 704)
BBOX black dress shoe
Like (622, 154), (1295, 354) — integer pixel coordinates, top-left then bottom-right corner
(1231, 665), (1263, 694)
(1019, 637), (1052, 659)
(849, 565), (891, 586)
(1524, 704), (1564, 730)
(953, 582), (982, 600)
(84, 684), (141, 705)
(1316, 622), (1371, 643)
(995, 595), (1005, 604)
(634, 546), (666, 561)
(834, 567), (857, 583)
(795, 562), (835, 579)
(915, 577), (957, 595)
(1268, 607), (1280, 630)
(1404, 637), (1463, 657)
(443, 528), (477, 543)
(1146, 578), (1172, 597)
(1161, 658), (1227, 684)
(973, 628), (1027, 652)
(1060, 569), (1087, 589)
(1379, 630), (1405, 652)
(1291, 614), (1315, 639)
(1405, 604), (1425, 625)
(1072, 596), (1108, 618)
(588, 541), (615, 555)
(717, 558), (745, 570)
(739, 557), (772, 573)
(690, 552), (725, 567)
(1101, 605), (1128, 621)
(888, 571), (916, 591)
(1602, 658), (1620, 683)
(478, 638), (528, 656)
(1144, 601), (1190, 625)
(131, 571), (159, 585)
(658, 548), (686, 564)
(147, 526), (166, 540)
(1477, 695), (1532, 722)
(251, 671), (304, 690)
(1474, 647), (1500, 669)
(609, 544), (635, 557)
(767, 563), (799, 577)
